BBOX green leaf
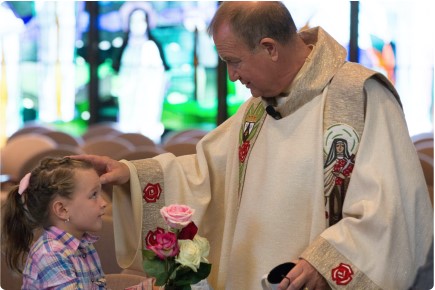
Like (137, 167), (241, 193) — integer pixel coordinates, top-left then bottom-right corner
(143, 259), (168, 285)
(172, 263), (212, 286)
(164, 285), (191, 290)
(174, 265), (192, 277)
(142, 249), (157, 260)
(195, 263), (212, 282)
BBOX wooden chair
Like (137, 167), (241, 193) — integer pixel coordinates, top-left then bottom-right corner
(163, 141), (197, 157)
(116, 145), (167, 161)
(40, 130), (84, 147)
(117, 133), (156, 148)
(120, 269), (148, 277)
(7, 124), (54, 143)
(412, 132), (433, 146)
(81, 137), (135, 159)
(1, 134), (57, 182)
(413, 132), (434, 206)
(17, 146), (84, 180)
(163, 129), (208, 146)
(82, 123), (123, 142)
(105, 273), (152, 290)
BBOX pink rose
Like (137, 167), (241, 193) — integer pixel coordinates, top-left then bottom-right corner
(145, 227), (165, 247)
(160, 204), (195, 229)
(146, 231), (179, 260)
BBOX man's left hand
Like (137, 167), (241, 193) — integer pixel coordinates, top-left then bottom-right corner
(278, 258), (330, 290)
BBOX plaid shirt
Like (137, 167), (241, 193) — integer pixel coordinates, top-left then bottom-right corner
(22, 226), (106, 290)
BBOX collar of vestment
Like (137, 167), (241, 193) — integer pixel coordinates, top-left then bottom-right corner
(261, 26), (347, 118)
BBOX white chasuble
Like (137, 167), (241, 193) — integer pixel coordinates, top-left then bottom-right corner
(112, 27), (433, 290)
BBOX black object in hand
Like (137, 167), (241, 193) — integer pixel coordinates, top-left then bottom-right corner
(267, 262), (296, 284)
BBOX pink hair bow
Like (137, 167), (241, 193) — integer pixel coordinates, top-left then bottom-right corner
(18, 173), (31, 195)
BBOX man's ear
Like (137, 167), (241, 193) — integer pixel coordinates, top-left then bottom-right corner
(52, 199), (69, 221)
(260, 37), (278, 61)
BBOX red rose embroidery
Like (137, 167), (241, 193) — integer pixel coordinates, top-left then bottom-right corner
(145, 227), (165, 247)
(239, 141), (251, 163)
(143, 183), (162, 203)
(331, 263), (354, 285)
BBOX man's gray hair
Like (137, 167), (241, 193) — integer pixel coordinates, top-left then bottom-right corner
(208, 1), (298, 51)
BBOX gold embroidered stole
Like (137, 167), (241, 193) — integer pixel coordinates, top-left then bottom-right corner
(323, 62), (400, 226)
(237, 98), (267, 205)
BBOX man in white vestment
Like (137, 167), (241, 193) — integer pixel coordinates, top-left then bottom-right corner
(75, 2), (433, 289)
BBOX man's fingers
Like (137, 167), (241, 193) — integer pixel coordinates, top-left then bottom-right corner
(290, 275), (307, 290)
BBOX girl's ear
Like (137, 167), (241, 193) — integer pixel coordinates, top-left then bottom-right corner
(259, 37), (278, 61)
(52, 199), (69, 221)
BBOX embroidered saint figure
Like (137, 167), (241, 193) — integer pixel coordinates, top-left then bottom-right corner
(324, 138), (355, 226)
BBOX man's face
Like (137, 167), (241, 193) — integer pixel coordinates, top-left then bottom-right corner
(213, 23), (280, 98)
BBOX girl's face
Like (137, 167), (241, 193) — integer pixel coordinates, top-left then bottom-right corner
(63, 168), (107, 238)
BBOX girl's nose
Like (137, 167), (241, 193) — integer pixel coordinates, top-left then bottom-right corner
(100, 196), (108, 208)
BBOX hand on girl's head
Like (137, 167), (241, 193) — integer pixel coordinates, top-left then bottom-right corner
(69, 154), (130, 185)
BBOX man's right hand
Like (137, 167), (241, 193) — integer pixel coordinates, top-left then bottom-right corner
(70, 154), (130, 185)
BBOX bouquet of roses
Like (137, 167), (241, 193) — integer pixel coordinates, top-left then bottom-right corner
(143, 204), (212, 290)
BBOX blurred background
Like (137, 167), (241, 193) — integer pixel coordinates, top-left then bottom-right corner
(0, 0), (433, 146)
(1, 2), (434, 288)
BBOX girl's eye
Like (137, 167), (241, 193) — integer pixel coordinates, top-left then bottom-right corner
(91, 192), (97, 199)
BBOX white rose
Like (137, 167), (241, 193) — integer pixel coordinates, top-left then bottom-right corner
(194, 235), (210, 263)
(176, 239), (201, 272)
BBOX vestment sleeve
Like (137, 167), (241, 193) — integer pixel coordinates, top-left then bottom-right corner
(301, 79), (434, 289)
(112, 113), (241, 273)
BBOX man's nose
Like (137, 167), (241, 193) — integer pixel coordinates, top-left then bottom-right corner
(227, 66), (239, 82)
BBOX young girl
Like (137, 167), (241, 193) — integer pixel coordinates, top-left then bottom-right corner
(2, 157), (108, 289)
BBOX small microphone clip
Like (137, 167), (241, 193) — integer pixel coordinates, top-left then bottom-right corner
(266, 105), (282, 120)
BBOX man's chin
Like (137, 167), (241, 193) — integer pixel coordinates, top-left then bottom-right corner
(250, 90), (263, 98)
(250, 90), (276, 98)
